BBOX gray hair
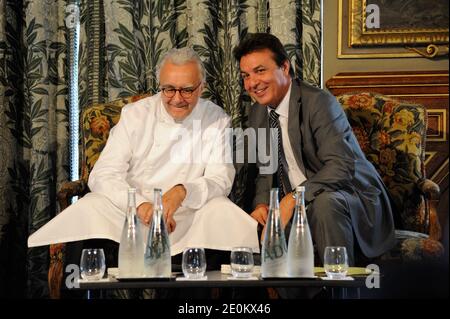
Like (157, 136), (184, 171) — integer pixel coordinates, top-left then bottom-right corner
(156, 47), (206, 83)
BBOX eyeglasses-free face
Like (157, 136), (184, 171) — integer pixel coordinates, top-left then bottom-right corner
(239, 48), (291, 108)
(160, 82), (202, 99)
(159, 60), (204, 121)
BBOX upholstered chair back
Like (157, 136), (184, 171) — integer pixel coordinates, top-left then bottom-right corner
(80, 93), (152, 183)
(337, 92), (443, 262)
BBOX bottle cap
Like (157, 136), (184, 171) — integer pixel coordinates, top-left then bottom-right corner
(295, 186), (305, 192)
(128, 187), (136, 193)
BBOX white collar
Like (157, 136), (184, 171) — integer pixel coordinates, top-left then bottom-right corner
(268, 81), (292, 118)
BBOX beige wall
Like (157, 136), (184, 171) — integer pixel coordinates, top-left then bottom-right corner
(323, 0), (449, 86)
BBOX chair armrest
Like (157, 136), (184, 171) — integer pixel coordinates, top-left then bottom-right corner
(50, 181), (88, 298)
(418, 178), (442, 240)
(57, 180), (89, 211)
(49, 243), (65, 299)
(417, 178), (440, 200)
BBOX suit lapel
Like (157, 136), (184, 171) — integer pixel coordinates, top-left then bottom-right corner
(287, 80), (306, 176)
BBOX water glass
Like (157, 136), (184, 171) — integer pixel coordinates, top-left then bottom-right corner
(80, 248), (106, 281)
(323, 246), (349, 279)
(182, 247), (207, 279)
(230, 247), (254, 278)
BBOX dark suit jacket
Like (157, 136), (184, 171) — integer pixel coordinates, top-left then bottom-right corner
(248, 79), (396, 258)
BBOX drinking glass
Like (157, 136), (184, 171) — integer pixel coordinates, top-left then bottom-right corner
(182, 247), (206, 279)
(80, 248), (106, 281)
(323, 246), (349, 279)
(230, 247), (254, 278)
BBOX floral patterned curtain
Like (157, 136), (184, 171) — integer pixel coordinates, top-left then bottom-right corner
(78, 0), (321, 120)
(0, 0), (69, 297)
(0, 0), (321, 298)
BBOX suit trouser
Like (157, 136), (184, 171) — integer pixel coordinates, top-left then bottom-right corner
(306, 190), (355, 266)
(284, 190), (355, 266)
(279, 190), (355, 299)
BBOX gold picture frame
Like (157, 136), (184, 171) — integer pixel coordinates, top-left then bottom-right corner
(350, 0), (449, 46)
(338, 0), (449, 58)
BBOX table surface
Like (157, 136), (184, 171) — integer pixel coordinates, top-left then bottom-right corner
(77, 270), (368, 290)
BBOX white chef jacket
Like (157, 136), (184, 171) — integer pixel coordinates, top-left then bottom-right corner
(88, 93), (235, 212)
(28, 94), (259, 255)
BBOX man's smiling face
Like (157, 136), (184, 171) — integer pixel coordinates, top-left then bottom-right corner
(159, 60), (203, 121)
(239, 48), (291, 108)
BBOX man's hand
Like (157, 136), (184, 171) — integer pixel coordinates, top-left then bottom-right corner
(137, 202), (153, 226)
(250, 204), (269, 226)
(251, 204), (269, 243)
(162, 184), (186, 233)
(253, 195), (295, 242)
(279, 192), (296, 229)
(165, 216), (176, 234)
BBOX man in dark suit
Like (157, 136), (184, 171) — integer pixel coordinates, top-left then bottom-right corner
(233, 33), (396, 266)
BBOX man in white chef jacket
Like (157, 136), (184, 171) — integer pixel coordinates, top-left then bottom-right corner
(28, 47), (259, 265)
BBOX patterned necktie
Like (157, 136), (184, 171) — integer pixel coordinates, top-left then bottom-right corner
(268, 109), (291, 199)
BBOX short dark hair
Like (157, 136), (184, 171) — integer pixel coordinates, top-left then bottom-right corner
(233, 33), (294, 77)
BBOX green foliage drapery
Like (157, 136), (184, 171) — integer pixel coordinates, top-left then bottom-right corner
(0, 0), (320, 298)
(80, 0), (321, 124)
(0, 0), (69, 298)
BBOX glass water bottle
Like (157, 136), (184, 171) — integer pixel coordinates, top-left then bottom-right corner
(287, 186), (314, 277)
(118, 188), (144, 278)
(261, 188), (288, 278)
(144, 188), (171, 277)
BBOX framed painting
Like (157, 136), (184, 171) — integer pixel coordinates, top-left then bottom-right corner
(338, 0), (449, 58)
(350, 0), (448, 46)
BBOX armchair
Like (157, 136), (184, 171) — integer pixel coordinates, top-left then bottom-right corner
(337, 92), (445, 263)
(49, 93), (151, 298)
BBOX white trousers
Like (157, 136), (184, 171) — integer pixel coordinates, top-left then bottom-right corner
(28, 193), (260, 255)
